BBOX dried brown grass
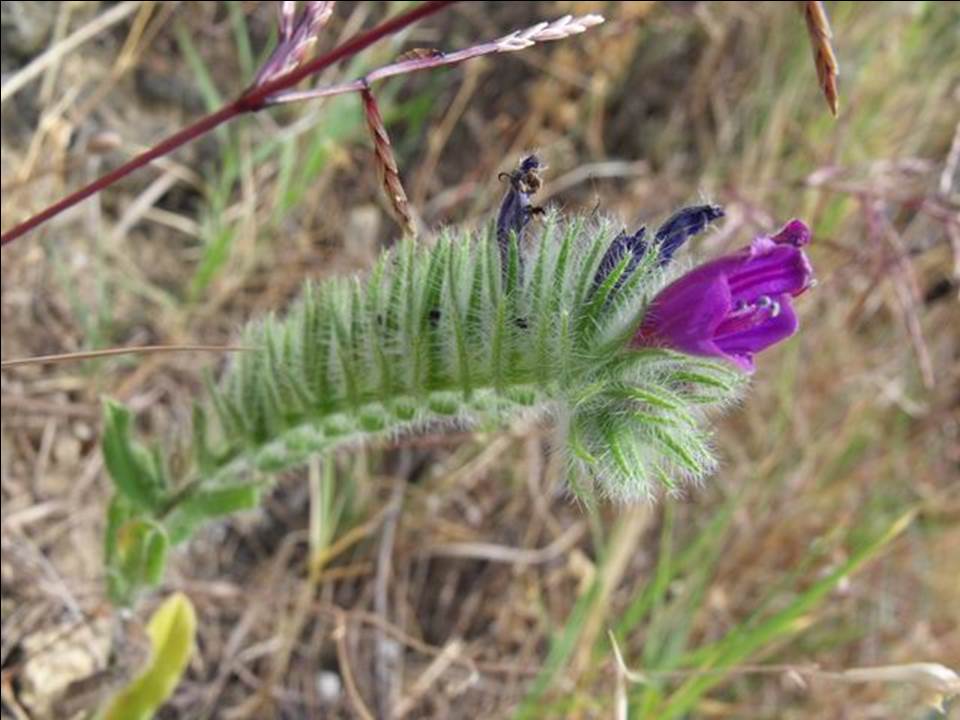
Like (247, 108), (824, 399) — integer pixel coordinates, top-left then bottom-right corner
(2, 3), (957, 719)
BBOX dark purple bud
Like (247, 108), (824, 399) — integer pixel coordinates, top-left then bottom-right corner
(653, 204), (725, 266)
(591, 226), (647, 292)
(590, 204), (723, 295)
(633, 219), (814, 373)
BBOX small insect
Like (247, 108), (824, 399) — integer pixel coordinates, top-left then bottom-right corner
(496, 155), (546, 277)
(396, 47), (445, 63)
(498, 154), (544, 196)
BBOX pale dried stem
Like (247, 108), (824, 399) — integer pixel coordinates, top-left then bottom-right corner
(0, 1), (143, 104)
(1, 344), (249, 369)
(423, 521), (585, 565)
(267, 13), (605, 105)
(392, 640), (464, 719)
(333, 610), (376, 720)
(609, 633), (959, 713)
(939, 120), (960, 196)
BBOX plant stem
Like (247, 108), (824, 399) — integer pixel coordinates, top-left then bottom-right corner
(0, 1), (456, 247)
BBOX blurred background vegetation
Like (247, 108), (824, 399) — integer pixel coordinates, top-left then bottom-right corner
(1, 2), (957, 718)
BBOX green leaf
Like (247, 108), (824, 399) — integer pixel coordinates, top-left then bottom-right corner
(577, 251), (633, 346)
(143, 527), (170, 587)
(104, 494), (136, 605)
(164, 483), (261, 545)
(102, 400), (164, 511)
(106, 514), (168, 606)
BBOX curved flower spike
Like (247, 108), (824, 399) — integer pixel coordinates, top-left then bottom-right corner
(632, 219), (814, 373)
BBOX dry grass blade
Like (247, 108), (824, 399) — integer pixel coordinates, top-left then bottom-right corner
(802, 0), (839, 116)
(0, 345), (250, 369)
(0, 1), (143, 104)
(333, 610), (376, 720)
(362, 87), (415, 236)
(609, 631), (958, 711)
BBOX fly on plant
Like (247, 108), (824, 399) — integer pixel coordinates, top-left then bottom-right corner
(396, 47), (445, 63)
(496, 155), (546, 274)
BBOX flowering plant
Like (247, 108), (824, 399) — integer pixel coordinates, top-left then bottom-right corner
(99, 154), (814, 604)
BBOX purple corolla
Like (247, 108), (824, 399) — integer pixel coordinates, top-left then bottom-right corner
(632, 220), (814, 373)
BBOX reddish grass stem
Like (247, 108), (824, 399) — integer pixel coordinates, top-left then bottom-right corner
(0, 0), (456, 247)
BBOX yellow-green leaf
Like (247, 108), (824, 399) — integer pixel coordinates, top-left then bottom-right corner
(103, 592), (197, 720)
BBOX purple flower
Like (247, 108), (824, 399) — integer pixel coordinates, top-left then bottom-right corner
(632, 220), (814, 373)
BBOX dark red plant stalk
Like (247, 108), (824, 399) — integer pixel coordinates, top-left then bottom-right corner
(0, 0), (456, 247)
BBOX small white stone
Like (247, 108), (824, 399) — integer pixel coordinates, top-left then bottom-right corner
(316, 670), (342, 702)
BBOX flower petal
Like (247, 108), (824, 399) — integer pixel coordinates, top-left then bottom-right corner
(771, 219), (811, 247)
(631, 220), (812, 373)
(634, 272), (731, 355)
(727, 245), (812, 302)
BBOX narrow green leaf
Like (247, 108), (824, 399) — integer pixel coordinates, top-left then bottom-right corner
(165, 483), (261, 545)
(653, 511), (917, 719)
(102, 400), (163, 511)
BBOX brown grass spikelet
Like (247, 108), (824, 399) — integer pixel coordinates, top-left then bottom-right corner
(361, 87), (414, 236)
(802, 0), (840, 116)
(253, 1), (336, 88)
